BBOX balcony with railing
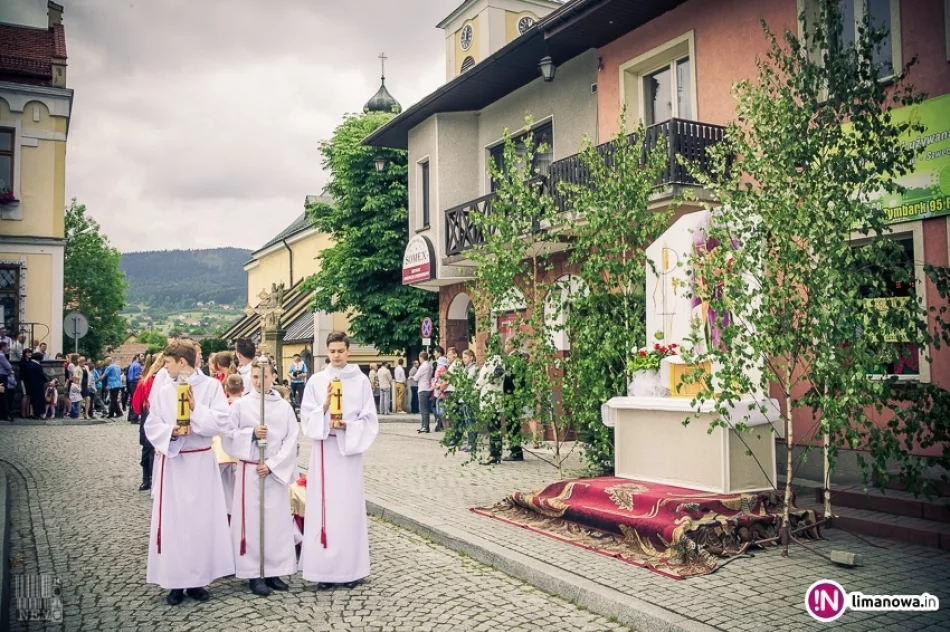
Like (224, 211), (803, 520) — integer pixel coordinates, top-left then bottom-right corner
(444, 118), (726, 257)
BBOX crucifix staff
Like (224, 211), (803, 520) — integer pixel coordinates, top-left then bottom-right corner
(255, 356), (269, 580)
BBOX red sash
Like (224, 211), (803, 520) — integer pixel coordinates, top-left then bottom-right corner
(156, 446), (211, 554)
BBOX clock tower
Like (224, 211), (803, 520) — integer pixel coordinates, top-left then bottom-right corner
(437, 0), (563, 81)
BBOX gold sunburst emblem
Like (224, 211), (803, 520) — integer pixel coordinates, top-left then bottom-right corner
(605, 483), (648, 511)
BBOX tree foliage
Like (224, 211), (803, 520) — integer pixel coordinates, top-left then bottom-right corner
(137, 330), (168, 356)
(63, 200), (127, 358)
(561, 115), (672, 475)
(304, 112), (438, 354)
(681, 1), (950, 549)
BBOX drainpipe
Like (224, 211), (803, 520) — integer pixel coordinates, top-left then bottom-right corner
(281, 238), (294, 286)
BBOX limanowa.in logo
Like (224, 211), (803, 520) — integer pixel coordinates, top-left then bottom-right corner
(805, 580), (940, 622)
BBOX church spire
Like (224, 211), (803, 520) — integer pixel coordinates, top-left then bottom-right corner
(365, 52), (401, 114)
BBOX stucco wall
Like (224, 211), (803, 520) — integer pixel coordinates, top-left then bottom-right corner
(0, 97), (67, 238)
(407, 115), (439, 242)
(596, 0), (795, 140)
(477, 48), (598, 185)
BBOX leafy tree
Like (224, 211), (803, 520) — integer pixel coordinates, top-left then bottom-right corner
(458, 118), (573, 474)
(199, 337), (228, 354)
(681, 1), (950, 553)
(305, 112), (438, 354)
(137, 330), (168, 356)
(560, 115), (672, 475)
(63, 200), (127, 358)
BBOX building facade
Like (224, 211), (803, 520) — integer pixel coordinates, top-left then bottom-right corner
(370, 0), (950, 471)
(223, 195), (398, 375)
(0, 1), (73, 355)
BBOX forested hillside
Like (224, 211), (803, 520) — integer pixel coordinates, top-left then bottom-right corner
(120, 248), (251, 308)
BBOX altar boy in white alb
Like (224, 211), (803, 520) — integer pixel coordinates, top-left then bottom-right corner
(222, 358), (299, 597)
(144, 339), (234, 606)
(299, 331), (378, 588)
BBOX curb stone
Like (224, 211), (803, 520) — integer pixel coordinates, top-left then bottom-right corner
(1, 463), (10, 630)
(365, 496), (719, 632)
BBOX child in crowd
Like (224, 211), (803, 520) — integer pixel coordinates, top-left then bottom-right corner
(44, 379), (58, 419)
(225, 374), (245, 405)
(68, 377), (82, 419)
(212, 370), (242, 522)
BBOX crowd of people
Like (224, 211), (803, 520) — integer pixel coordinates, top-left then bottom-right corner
(0, 327), (144, 423)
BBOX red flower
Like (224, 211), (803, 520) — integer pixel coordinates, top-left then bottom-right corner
(638, 350), (647, 357)
(670, 343), (678, 349)
(654, 344), (661, 350)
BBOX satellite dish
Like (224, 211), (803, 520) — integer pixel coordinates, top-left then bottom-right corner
(64, 311), (89, 339)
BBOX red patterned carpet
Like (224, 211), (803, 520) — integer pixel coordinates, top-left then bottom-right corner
(472, 477), (819, 579)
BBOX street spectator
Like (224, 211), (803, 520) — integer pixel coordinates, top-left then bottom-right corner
(408, 360), (419, 414)
(68, 376), (82, 419)
(92, 360), (106, 416)
(35, 342), (48, 361)
(127, 354), (143, 422)
(0, 340), (13, 422)
(10, 330), (26, 362)
(44, 379), (58, 419)
(453, 349), (479, 452)
(377, 362), (392, 415)
(0, 326), (11, 351)
(288, 353), (308, 409)
(131, 353), (164, 491)
(475, 349), (505, 465)
(103, 357), (123, 419)
(368, 363), (380, 412)
(413, 352), (433, 433)
(431, 346), (447, 432)
(21, 349), (46, 420)
(393, 358), (407, 414)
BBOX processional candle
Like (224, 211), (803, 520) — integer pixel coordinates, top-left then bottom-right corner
(329, 377), (343, 429)
(176, 383), (192, 429)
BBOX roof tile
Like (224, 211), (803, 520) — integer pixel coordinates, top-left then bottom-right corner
(0, 22), (67, 79)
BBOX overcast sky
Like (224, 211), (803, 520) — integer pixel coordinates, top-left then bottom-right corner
(1, 0), (460, 252)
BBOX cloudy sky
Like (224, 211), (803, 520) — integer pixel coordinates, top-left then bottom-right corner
(1, 0), (460, 252)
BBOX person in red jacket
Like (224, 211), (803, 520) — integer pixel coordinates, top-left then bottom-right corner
(132, 354), (163, 491)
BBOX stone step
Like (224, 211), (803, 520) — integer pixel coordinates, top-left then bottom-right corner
(790, 477), (950, 523)
(795, 495), (950, 552)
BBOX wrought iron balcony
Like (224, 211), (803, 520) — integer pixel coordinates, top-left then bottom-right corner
(443, 118), (726, 257)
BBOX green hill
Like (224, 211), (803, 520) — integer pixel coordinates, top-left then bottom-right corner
(120, 248), (251, 309)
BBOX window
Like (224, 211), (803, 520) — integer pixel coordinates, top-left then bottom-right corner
(0, 266), (19, 333)
(643, 57), (692, 126)
(853, 235), (921, 378)
(822, 0), (900, 78)
(460, 56), (476, 73)
(0, 128), (13, 193)
(489, 122), (553, 192)
(420, 161), (430, 228)
(619, 31), (696, 131)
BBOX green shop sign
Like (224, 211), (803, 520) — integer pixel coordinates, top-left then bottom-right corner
(875, 93), (950, 224)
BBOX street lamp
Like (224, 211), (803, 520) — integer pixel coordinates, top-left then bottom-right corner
(538, 56), (556, 82)
(374, 155), (388, 172)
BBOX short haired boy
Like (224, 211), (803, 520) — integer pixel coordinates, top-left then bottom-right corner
(298, 331), (379, 588)
(222, 359), (299, 596)
(143, 339), (234, 605)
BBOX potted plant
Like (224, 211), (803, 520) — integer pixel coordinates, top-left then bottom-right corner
(627, 340), (678, 397)
(0, 187), (17, 205)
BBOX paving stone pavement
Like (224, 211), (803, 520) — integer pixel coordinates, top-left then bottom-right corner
(0, 423), (631, 632)
(297, 423), (950, 632)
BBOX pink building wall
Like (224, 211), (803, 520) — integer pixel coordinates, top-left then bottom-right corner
(598, 0), (950, 457)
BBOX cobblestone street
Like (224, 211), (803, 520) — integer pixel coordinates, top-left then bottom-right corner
(0, 422), (630, 632)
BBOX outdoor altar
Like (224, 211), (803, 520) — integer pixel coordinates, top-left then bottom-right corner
(601, 210), (781, 494)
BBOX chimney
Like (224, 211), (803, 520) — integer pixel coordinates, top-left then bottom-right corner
(48, 1), (64, 28)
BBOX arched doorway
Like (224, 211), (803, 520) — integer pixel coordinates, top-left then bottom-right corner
(445, 292), (476, 351)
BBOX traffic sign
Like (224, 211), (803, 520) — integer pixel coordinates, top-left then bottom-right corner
(421, 317), (433, 338)
(64, 311), (88, 339)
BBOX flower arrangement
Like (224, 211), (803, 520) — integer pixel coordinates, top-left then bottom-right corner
(629, 342), (678, 373)
(0, 187), (16, 205)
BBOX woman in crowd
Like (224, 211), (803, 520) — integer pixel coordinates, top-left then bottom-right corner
(131, 353), (163, 491)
